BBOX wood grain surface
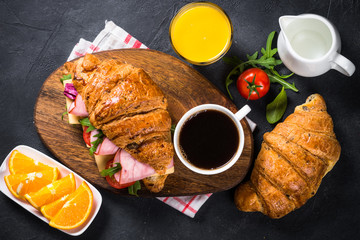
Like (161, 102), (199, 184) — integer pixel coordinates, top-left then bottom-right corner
(34, 49), (254, 197)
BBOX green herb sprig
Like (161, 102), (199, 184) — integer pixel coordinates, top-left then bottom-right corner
(128, 181), (141, 196)
(60, 74), (72, 84)
(89, 131), (104, 155)
(61, 104), (68, 121)
(100, 163), (122, 177)
(79, 118), (97, 132)
(79, 117), (104, 155)
(223, 31), (297, 100)
(170, 124), (176, 134)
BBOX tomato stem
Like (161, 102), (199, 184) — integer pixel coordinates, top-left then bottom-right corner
(244, 74), (262, 100)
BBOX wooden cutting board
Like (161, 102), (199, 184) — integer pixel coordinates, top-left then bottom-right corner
(34, 49), (254, 197)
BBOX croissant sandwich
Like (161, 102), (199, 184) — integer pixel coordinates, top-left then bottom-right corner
(62, 53), (174, 193)
(234, 94), (341, 218)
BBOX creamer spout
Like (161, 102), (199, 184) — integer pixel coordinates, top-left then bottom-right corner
(279, 15), (297, 33)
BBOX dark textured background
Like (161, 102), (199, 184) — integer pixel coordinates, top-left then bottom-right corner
(1, 0), (359, 239)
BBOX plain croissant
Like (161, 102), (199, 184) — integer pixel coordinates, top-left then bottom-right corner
(234, 94), (341, 218)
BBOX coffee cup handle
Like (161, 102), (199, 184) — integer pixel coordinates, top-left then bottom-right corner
(235, 105), (251, 121)
(331, 53), (356, 77)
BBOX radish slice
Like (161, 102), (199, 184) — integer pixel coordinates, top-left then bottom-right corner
(114, 149), (156, 184)
(68, 94), (88, 117)
(95, 137), (119, 155)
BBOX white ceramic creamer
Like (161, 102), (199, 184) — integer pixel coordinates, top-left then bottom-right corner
(277, 14), (355, 77)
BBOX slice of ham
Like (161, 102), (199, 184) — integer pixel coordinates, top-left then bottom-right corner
(113, 149), (174, 184)
(167, 158), (174, 169)
(68, 94), (89, 117)
(113, 149), (156, 184)
(95, 137), (119, 155)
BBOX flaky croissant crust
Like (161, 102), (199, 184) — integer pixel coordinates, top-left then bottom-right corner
(235, 94), (341, 218)
(65, 54), (174, 192)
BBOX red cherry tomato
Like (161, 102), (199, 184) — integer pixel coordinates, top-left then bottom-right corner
(83, 126), (91, 146)
(105, 159), (135, 189)
(236, 68), (270, 100)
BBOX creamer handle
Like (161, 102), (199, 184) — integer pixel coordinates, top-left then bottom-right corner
(331, 53), (356, 77)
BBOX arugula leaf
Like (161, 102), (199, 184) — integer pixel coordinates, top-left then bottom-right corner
(60, 74), (72, 84)
(79, 117), (104, 155)
(270, 49), (278, 58)
(222, 56), (243, 67)
(252, 57), (277, 69)
(246, 51), (258, 61)
(100, 163), (122, 177)
(79, 118), (96, 132)
(270, 68), (293, 79)
(225, 79), (235, 100)
(261, 47), (266, 57)
(265, 70), (298, 92)
(170, 124), (176, 134)
(61, 111), (68, 120)
(266, 87), (287, 124)
(128, 181), (141, 196)
(223, 31), (296, 100)
(225, 65), (243, 100)
(265, 31), (276, 58)
(89, 131), (104, 155)
(275, 59), (282, 65)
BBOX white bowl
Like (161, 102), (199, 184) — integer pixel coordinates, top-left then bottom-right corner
(0, 145), (102, 236)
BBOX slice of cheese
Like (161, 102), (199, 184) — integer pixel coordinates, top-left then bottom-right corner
(62, 79), (80, 124)
(94, 154), (114, 172)
(151, 166), (174, 176)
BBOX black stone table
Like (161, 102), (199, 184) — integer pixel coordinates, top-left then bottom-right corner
(1, 0), (359, 239)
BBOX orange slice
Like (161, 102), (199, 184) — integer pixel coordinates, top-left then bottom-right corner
(40, 194), (70, 220)
(9, 150), (54, 175)
(4, 168), (59, 199)
(49, 181), (93, 230)
(24, 173), (76, 209)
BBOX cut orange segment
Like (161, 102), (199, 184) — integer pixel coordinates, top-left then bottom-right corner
(40, 194), (70, 220)
(49, 181), (93, 230)
(9, 150), (54, 175)
(24, 173), (76, 209)
(4, 168), (59, 199)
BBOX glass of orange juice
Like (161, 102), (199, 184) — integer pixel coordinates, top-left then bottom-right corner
(169, 2), (233, 65)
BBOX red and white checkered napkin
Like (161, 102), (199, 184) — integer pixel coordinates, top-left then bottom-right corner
(68, 21), (256, 218)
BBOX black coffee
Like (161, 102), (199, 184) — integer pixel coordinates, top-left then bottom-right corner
(179, 109), (240, 170)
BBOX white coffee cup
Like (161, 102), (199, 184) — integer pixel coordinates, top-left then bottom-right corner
(277, 14), (355, 77)
(174, 104), (251, 175)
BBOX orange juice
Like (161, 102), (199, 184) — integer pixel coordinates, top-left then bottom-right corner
(170, 2), (233, 65)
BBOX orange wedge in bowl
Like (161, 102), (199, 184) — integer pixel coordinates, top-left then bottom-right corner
(9, 150), (54, 175)
(24, 173), (76, 209)
(40, 194), (70, 220)
(4, 168), (59, 199)
(49, 181), (93, 230)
